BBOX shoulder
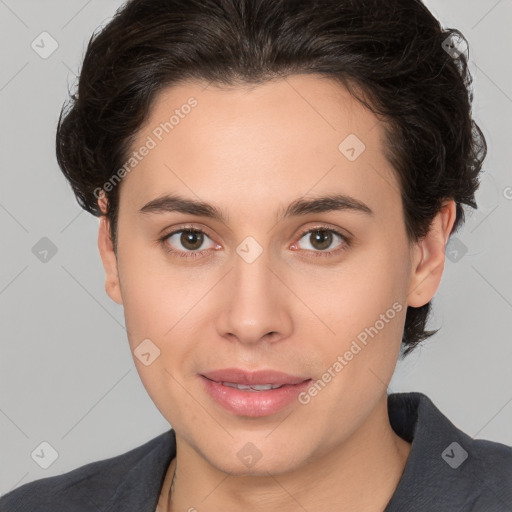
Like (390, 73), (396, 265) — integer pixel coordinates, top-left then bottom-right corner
(465, 436), (512, 507)
(0, 430), (175, 512)
(386, 392), (512, 511)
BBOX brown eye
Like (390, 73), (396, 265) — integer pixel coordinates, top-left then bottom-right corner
(161, 228), (216, 258)
(179, 230), (204, 251)
(308, 230), (334, 251)
(292, 226), (351, 258)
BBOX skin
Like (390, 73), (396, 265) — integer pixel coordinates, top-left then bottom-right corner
(97, 74), (456, 511)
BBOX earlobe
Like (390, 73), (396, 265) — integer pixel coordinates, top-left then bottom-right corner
(407, 200), (457, 308)
(97, 212), (123, 305)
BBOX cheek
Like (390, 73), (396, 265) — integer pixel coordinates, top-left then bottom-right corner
(116, 244), (192, 337)
(120, 277), (166, 346)
(312, 242), (409, 376)
(328, 250), (407, 330)
(117, 250), (211, 379)
(116, 262), (196, 416)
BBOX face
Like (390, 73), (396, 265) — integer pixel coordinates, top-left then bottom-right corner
(98, 74), (451, 476)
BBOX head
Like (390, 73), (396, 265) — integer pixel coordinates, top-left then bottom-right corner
(56, 0), (485, 476)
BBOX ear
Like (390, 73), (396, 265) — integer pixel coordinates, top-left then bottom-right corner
(97, 195), (123, 305)
(407, 200), (457, 307)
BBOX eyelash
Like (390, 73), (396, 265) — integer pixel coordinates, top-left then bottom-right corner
(157, 224), (351, 260)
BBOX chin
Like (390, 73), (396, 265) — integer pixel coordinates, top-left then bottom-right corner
(203, 443), (308, 477)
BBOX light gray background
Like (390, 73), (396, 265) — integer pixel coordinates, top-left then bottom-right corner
(1, 0), (511, 496)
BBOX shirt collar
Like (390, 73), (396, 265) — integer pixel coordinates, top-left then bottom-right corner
(385, 391), (489, 510)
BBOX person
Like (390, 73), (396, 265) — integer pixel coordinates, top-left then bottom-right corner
(2, 0), (511, 511)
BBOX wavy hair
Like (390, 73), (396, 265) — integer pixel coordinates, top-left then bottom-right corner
(56, 0), (486, 357)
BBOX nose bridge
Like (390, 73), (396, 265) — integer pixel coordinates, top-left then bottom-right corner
(233, 239), (273, 297)
(217, 237), (292, 344)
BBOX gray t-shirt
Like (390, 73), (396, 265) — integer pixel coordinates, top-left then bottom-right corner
(1, 392), (511, 511)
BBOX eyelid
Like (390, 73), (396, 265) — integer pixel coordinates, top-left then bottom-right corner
(158, 224), (219, 258)
(158, 222), (351, 259)
(291, 224), (351, 257)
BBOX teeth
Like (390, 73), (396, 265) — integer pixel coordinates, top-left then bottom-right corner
(221, 382), (284, 391)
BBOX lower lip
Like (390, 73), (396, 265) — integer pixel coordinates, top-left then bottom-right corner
(199, 375), (312, 417)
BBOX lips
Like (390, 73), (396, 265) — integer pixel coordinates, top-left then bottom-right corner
(200, 368), (310, 386)
(199, 369), (313, 417)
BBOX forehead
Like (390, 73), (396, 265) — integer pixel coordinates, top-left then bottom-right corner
(121, 74), (400, 219)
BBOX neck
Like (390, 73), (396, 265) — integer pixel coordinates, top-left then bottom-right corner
(158, 397), (411, 512)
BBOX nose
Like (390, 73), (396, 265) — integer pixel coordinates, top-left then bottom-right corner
(215, 246), (293, 346)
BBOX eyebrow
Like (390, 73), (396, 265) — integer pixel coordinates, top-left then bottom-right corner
(139, 193), (373, 223)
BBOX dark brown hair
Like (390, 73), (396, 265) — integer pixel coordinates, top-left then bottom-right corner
(55, 0), (486, 357)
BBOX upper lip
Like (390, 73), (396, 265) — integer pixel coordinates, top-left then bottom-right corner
(201, 368), (311, 386)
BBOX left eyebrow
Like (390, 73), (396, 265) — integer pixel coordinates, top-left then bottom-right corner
(138, 192), (374, 224)
(276, 193), (374, 222)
